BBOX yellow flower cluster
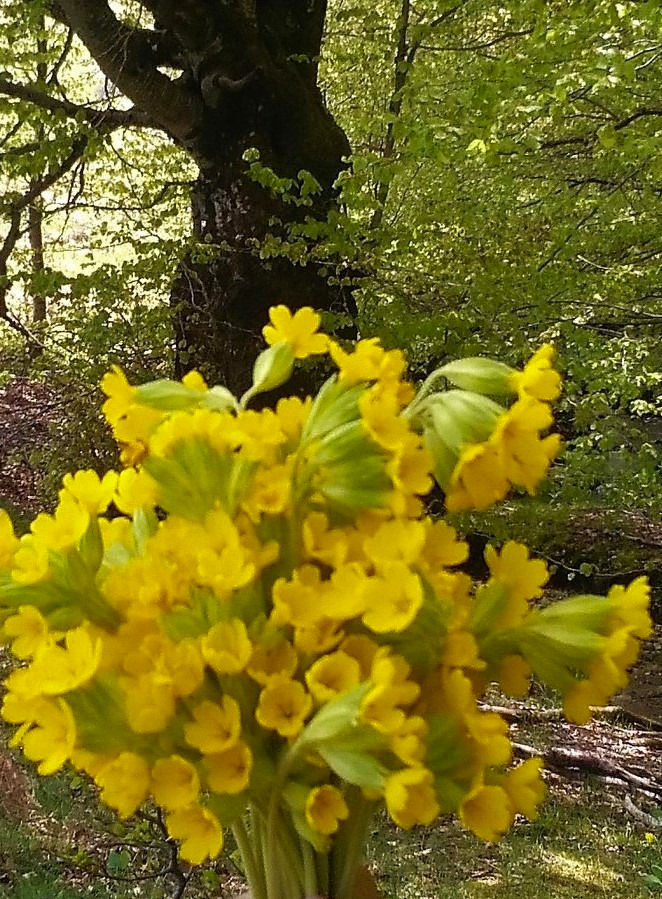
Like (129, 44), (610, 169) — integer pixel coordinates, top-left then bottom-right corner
(0, 307), (651, 895)
(408, 344), (563, 512)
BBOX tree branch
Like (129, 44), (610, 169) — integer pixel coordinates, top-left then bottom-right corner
(55, 0), (203, 145)
(0, 77), (155, 130)
(0, 135), (90, 336)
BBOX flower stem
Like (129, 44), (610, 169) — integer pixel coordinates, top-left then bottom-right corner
(332, 790), (375, 899)
(232, 816), (268, 899)
(315, 849), (330, 898)
(302, 838), (318, 898)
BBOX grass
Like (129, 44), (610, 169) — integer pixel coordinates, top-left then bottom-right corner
(368, 781), (661, 898)
(0, 743), (658, 899)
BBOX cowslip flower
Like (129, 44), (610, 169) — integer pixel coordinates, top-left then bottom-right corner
(305, 785), (349, 835)
(262, 305), (328, 358)
(0, 306), (651, 897)
(165, 804), (223, 864)
(256, 677), (312, 737)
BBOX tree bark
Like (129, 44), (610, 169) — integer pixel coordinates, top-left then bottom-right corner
(49, 0), (357, 393)
(171, 120), (353, 393)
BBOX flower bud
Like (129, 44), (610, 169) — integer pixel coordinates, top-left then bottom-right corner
(249, 342), (295, 397)
(436, 357), (515, 395)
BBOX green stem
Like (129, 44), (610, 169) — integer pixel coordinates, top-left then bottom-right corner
(316, 849), (330, 898)
(266, 800), (305, 898)
(332, 792), (375, 899)
(302, 838), (318, 897)
(232, 816), (268, 899)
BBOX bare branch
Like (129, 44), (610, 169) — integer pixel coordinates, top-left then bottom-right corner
(0, 135), (90, 334)
(56, 0), (203, 144)
(0, 77), (156, 130)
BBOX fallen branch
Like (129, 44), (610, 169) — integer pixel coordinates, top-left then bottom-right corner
(624, 794), (662, 829)
(514, 741), (662, 798)
(482, 702), (662, 731)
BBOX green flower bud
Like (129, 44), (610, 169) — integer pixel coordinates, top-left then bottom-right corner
(425, 390), (504, 454)
(135, 379), (205, 411)
(436, 358), (515, 396)
(243, 342), (295, 405)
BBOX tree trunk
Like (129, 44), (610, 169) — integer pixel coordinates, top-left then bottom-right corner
(171, 161), (353, 394)
(29, 200), (46, 324)
(48, 0), (358, 393)
(169, 45), (355, 393)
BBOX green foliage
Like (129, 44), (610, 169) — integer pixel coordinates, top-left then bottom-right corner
(0, 0), (660, 540)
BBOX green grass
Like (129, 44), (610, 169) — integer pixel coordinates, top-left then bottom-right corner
(368, 783), (661, 899)
(0, 728), (658, 898)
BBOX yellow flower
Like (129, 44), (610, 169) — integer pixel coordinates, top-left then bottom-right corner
(340, 634), (380, 679)
(360, 655), (419, 733)
(124, 674), (175, 734)
(61, 470), (118, 515)
(562, 678), (608, 725)
(325, 564), (369, 620)
(271, 566), (327, 629)
(164, 639), (205, 697)
(11, 537), (50, 585)
(363, 519), (425, 568)
(101, 365), (135, 426)
(248, 638), (298, 685)
(503, 758), (547, 819)
(181, 370), (208, 392)
(359, 385), (411, 451)
(492, 398), (560, 495)
(510, 345), (562, 402)
(362, 563), (423, 633)
(497, 655), (532, 697)
(0, 509), (19, 569)
(205, 741), (253, 794)
(305, 651), (361, 703)
(485, 541), (549, 625)
(389, 716), (428, 766)
(99, 516), (132, 551)
(275, 395), (311, 442)
(30, 493), (89, 552)
(21, 698), (76, 775)
(329, 338), (407, 386)
(305, 785), (349, 835)
(202, 619), (252, 674)
(465, 708), (512, 768)
(421, 520), (469, 569)
(607, 576), (652, 640)
(302, 512), (348, 568)
(166, 804), (223, 864)
(113, 467), (159, 514)
(386, 433), (434, 501)
(445, 443), (508, 513)
(152, 756), (200, 810)
(384, 767), (440, 829)
(459, 783), (514, 841)
(31, 628), (101, 694)
(262, 305), (328, 358)
(256, 677), (312, 737)
(443, 631), (485, 670)
(294, 618), (345, 655)
(185, 698), (242, 754)
(242, 462), (291, 520)
(4, 606), (50, 659)
(96, 752), (151, 818)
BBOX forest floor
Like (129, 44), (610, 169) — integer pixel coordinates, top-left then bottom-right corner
(0, 377), (660, 898)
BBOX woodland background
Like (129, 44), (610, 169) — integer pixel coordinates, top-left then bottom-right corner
(0, 3), (660, 895)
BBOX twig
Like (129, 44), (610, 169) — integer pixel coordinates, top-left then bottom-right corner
(624, 794), (662, 829)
